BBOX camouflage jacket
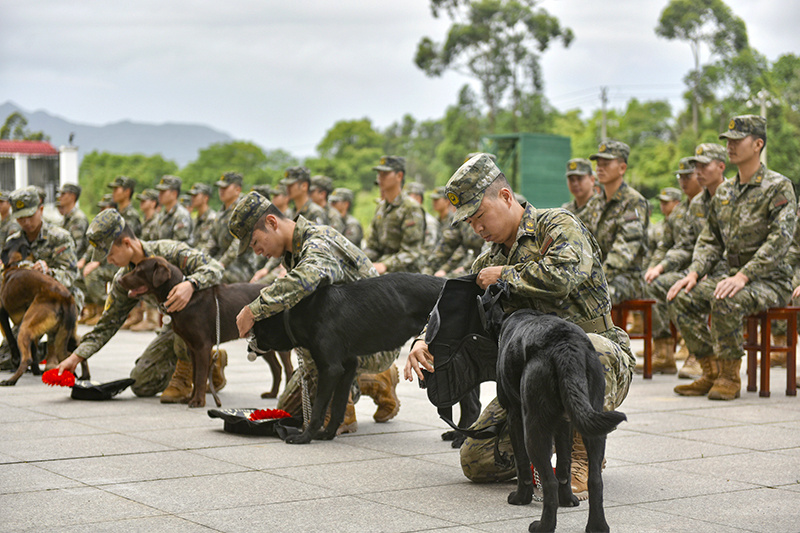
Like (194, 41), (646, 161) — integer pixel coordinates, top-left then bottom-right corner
(785, 205), (800, 270)
(248, 215), (377, 320)
(648, 197), (693, 271)
(427, 214), (484, 274)
(472, 204), (626, 348)
(155, 204), (192, 242)
(7, 221), (78, 289)
(363, 192), (426, 272)
(204, 200), (256, 276)
(190, 208), (217, 251)
(341, 213), (364, 247)
(690, 165), (796, 281)
(561, 197), (594, 226)
(296, 199), (328, 226)
(582, 182), (650, 278)
(73, 240), (223, 359)
(325, 204), (345, 233)
(0, 216), (20, 250)
(140, 214), (159, 241)
(119, 203), (142, 238)
(62, 205), (89, 259)
(663, 188), (716, 273)
(422, 212), (441, 257)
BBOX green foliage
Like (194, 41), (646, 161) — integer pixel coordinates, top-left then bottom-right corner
(306, 119), (386, 192)
(0, 112), (50, 141)
(180, 141), (276, 189)
(79, 152), (178, 215)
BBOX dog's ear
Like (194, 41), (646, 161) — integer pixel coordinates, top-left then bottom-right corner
(152, 262), (172, 288)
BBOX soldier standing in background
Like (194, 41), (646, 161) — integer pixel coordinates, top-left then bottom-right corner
(562, 158), (596, 224)
(188, 182), (216, 250)
(154, 175), (192, 242)
(280, 167), (327, 225)
(426, 185), (484, 278)
(310, 175), (344, 232)
(406, 181), (441, 258)
(56, 183), (89, 259)
(109, 176), (142, 237)
(0, 190), (20, 251)
(137, 189), (160, 241)
(329, 187), (364, 247)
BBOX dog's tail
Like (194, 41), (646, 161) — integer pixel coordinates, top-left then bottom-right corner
(553, 341), (627, 437)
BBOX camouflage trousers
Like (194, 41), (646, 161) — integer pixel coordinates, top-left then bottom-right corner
(771, 270), (800, 336)
(80, 263), (118, 305)
(644, 270), (686, 339)
(669, 272), (792, 361)
(128, 324), (190, 397)
(276, 346), (400, 418)
(607, 271), (644, 306)
(459, 329), (634, 483)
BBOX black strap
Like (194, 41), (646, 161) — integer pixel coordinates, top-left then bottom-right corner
(283, 307), (299, 346)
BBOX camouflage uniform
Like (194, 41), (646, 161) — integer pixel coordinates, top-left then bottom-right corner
(228, 193), (399, 415)
(0, 217), (20, 250)
(75, 211), (223, 397)
(294, 198), (328, 226)
(117, 204), (142, 238)
(562, 158), (595, 225)
(61, 205), (89, 259)
(154, 203), (192, 242)
(204, 187), (257, 284)
(136, 189), (160, 241)
(363, 192), (426, 272)
(426, 215), (483, 276)
(330, 187), (364, 246)
(310, 175), (344, 232)
(439, 155), (634, 482)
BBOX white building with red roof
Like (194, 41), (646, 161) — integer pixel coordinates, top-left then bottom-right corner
(0, 140), (78, 202)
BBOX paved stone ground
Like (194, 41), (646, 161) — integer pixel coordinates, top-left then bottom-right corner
(1, 327), (799, 532)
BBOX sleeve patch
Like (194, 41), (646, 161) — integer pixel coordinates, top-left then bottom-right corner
(773, 194), (788, 208)
(623, 213), (639, 222)
(540, 235), (554, 255)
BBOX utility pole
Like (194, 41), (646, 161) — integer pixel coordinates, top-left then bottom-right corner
(600, 86), (608, 142)
(747, 88), (774, 166)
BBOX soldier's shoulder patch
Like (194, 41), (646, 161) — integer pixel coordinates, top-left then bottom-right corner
(404, 219), (417, 227)
(55, 246), (67, 255)
(539, 235), (554, 255)
(773, 194), (789, 208)
(623, 212), (639, 222)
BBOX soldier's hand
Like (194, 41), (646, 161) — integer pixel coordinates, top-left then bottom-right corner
(434, 269), (447, 277)
(236, 306), (255, 338)
(56, 353), (84, 376)
(76, 258), (86, 270)
(404, 340), (434, 382)
(83, 261), (100, 277)
(644, 265), (664, 284)
(793, 285), (800, 300)
(165, 280), (194, 312)
(476, 266), (503, 289)
(714, 272), (748, 299)
(374, 262), (388, 275)
(667, 272), (698, 301)
(250, 267), (269, 283)
(33, 260), (50, 275)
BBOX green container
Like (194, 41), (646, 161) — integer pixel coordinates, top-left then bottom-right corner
(480, 133), (572, 208)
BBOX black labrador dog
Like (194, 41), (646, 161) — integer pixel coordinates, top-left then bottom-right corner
(480, 282), (626, 533)
(252, 272), (445, 444)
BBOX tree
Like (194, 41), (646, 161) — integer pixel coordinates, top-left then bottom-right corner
(656, 0), (748, 134)
(305, 119), (385, 191)
(415, 0), (572, 131)
(180, 141), (274, 195)
(0, 112), (50, 141)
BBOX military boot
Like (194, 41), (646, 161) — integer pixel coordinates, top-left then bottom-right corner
(130, 306), (159, 332)
(324, 393), (357, 435)
(121, 302), (145, 330)
(628, 313), (644, 335)
(160, 359), (193, 403)
(78, 303), (100, 325)
(678, 353), (702, 380)
(209, 348), (227, 392)
(675, 338), (690, 361)
(707, 358), (742, 400)
(635, 338), (677, 374)
(570, 432), (606, 502)
(357, 364), (400, 422)
(84, 304), (104, 326)
(674, 355), (719, 396)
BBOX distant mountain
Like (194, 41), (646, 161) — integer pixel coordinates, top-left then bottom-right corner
(0, 101), (234, 167)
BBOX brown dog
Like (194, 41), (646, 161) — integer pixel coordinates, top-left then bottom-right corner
(118, 256), (292, 407)
(0, 236), (86, 386)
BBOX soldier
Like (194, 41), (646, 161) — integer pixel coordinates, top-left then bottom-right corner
(426, 185), (484, 278)
(78, 194), (122, 326)
(647, 186), (682, 260)
(202, 171), (257, 284)
(363, 155), (426, 274)
(642, 164), (704, 376)
(668, 115), (796, 401)
(154, 175), (192, 242)
(269, 182), (293, 218)
(56, 183), (89, 259)
(280, 167), (327, 225)
(188, 182), (216, 250)
(0, 187), (82, 369)
(230, 192), (401, 427)
(0, 190), (21, 250)
(582, 140), (650, 305)
(329, 187), (364, 246)
(404, 154), (634, 499)
(562, 158), (596, 223)
(406, 181), (440, 257)
(310, 175), (344, 232)
(55, 210), (226, 402)
(137, 188), (160, 241)
(108, 175), (142, 237)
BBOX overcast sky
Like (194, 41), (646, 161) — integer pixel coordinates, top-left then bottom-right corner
(2, 0), (799, 157)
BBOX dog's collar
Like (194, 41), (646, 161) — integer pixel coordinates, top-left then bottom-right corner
(157, 276), (187, 315)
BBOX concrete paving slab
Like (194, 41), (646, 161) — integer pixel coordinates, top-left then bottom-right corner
(52, 515), (219, 533)
(0, 462), (84, 494)
(605, 431), (748, 464)
(0, 432), (172, 462)
(656, 449), (800, 487)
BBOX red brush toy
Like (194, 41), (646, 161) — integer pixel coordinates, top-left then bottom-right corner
(248, 408), (291, 421)
(42, 369), (75, 387)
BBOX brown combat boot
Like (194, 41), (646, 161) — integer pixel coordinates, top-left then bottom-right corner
(628, 312), (644, 335)
(674, 355), (719, 396)
(357, 364), (400, 422)
(635, 338), (677, 374)
(160, 359), (194, 403)
(675, 338), (689, 361)
(84, 304), (104, 326)
(78, 303), (101, 325)
(209, 348), (227, 392)
(707, 358), (742, 400)
(570, 432), (606, 501)
(130, 306), (160, 332)
(121, 302), (145, 330)
(678, 353), (702, 380)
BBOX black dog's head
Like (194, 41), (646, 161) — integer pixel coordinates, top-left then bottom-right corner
(477, 280), (511, 340)
(1, 235), (32, 267)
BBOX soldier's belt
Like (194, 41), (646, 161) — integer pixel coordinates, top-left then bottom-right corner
(576, 313), (614, 335)
(726, 251), (756, 268)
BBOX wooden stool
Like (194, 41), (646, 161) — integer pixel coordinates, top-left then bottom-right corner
(743, 307), (799, 397)
(612, 299), (656, 379)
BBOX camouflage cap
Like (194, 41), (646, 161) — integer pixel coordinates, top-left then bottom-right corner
(155, 175), (182, 191)
(108, 175), (136, 190)
(136, 188), (159, 202)
(405, 182), (426, 197)
(309, 175), (334, 193)
(86, 209), (126, 262)
(228, 191), (272, 256)
(657, 187), (682, 202)
(565, 158), (593, 177)
(57, 183), (82, 197)
(429, 186), (447, 200)
(719, 114), (766, 140)
(215, 171), (243, 188)
(329, 187), (354, 204)
(280, 166), (310, 186)
(675, 157), (695, 175)
(189, 182), (212, 196)
(271, 182), (288, 196)
(445, 153), (502, 223)
(465, 152), (497, 163)
(589, 140), (630, 162)
(251, 184), (272, 199)
(688, 143), (727, 165)
(10, 186), (42, 219)
(179, 194), (191, 208)
(0, 190), (10, 202)
(372, 155), (405, 173)
(97, 193), (114, 208)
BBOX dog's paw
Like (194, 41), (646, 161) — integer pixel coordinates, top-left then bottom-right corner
(0, 379), (17, 387)
(558, 485), (579, 508)
(314, 427), (337, 441)
(260, 391), (278, 399)
(508, 485), (533, 506)
(285, 432), (312, 445)
(451, 434), (467, 448)
(187, 396), (206, 408)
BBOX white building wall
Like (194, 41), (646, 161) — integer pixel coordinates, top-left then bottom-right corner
(59, 145), (79, 186)
(14, 155), (27, 189)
